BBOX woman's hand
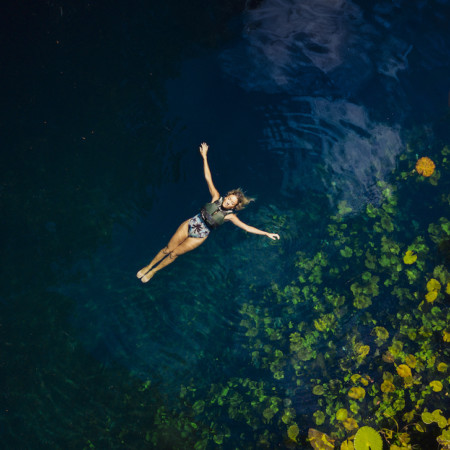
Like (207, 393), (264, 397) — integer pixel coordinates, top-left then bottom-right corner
(199, 142), (209, 158)
(266, 232), (280, 240)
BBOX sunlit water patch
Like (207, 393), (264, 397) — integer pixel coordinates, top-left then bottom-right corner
(260, 97), (403, 210)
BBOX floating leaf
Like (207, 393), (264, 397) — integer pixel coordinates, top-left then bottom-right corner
(415, 423), (426, 433)
(427, 278), (441, 292)
(425, 290), (438, 303)
(374, 326), (389, 340)
(308, 428), (334, 450)
(360, 377), (369, 386)
(397, 432), (411, 445)
(354, 426), (382, 450)
(403, 410), (415, 423)
(336, 408), (348, 421)
(437, 429), (450, 448)
(415, 156), (435, 177)
(281, 408), (296, 424)
(437, 416), (448, 429)
(287, 424), (299, 442)
(313, 410), (326, 426)
(383, 371), (394, 382)
(381, 380), (395, 393)
(312, 385), (324, 395)
(421, 411), (434, 424)
(348, 387), (366, 399)
(446, 282), (450, 294)
(396, 364), (412, 378)
(403, 250), (417, 265)
(340, 246), (353, 258)
(341, 439), (355, 450)
(343, 417), (359, 431)
(382, 352), (395, 363)
(192, 400), (205, 415)
(351, 374), (361, 384)
(405, 354), (417, 368)
(437, 362), (448, 372)
(444, 331), (450, 342)
(357, 345), (370, 358)
(429, 380), (443, 392)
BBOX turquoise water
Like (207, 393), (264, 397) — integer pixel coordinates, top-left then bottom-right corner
(1, 0), (449, 448)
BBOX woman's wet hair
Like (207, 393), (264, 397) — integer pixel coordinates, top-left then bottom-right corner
(226, 188), (255, 210)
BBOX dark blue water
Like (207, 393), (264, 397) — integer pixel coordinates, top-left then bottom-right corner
(1, 0), (449, 448)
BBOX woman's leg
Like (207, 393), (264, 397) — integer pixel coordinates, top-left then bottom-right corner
(137, 220), (190, 279)
(140, 236), (207, 283)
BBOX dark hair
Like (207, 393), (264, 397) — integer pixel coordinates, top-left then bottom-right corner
(226, 188), (255, 211)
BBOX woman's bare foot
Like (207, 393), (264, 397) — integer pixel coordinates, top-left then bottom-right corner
(137, 266), (151, 279)
(141, 270), (155, 283)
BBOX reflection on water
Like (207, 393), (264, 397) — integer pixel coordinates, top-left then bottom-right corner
(261, 97), (402, 210)
(221, 0), (449, 97)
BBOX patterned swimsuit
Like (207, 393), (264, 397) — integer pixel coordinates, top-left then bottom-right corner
(188, 214), (210, 239)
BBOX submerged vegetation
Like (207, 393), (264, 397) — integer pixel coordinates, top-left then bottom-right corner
(145, 130), (449, 449)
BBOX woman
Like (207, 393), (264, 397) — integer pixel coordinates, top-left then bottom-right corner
(137, 142), (280, 283)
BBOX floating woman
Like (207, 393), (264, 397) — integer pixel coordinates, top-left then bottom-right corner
(136, 142), (281, 283)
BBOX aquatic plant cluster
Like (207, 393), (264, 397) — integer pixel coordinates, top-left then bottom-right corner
(147, 134), (449, 448)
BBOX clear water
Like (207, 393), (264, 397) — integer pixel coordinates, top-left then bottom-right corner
(1, 0), (449, 448)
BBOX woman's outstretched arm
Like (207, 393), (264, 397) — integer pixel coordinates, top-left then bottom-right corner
(226, 214), (280, 240)
(199, 142), (220, 202)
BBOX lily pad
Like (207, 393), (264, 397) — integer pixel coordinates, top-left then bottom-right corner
(426, 278), (441, 292)
(348, 387), (365, 399)
(308, 428), (334, 450)
(381, 380), (395, 393)
(425, 290), (438, 303)
(343, 417), (359, 431)
(430, 380), (443, 392)
(354, 426), (382, 450)
(336, 408), (348, 421)
(405, 354), (417, 368)
(396, 364), (412, 378)
(287, 424), (299, 442)
(403, 250), (417, 264)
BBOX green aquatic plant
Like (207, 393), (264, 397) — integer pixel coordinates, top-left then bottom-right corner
(354, 426), (382, 450)
(288, 424), (299, 442)
(308, 428), (335, 449)
(143, 129), (450, 450)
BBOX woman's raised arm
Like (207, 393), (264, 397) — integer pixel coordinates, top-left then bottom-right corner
(199, 142), (220, 202)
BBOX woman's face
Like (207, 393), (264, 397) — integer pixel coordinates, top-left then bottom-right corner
(223, 195), (238, 209)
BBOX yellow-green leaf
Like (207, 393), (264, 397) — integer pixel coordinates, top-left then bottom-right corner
(430, 380), (443, 392)
(426, 278), (441, 292)
(308, 428), (334, 450)
(336, 408), (348, 421)
(348, 387), (365, 399)
(287, 424), (299, 442)
(381, 380), (395, 393)
(405, 354), (417, 368)
(403, 250), (417, 264)
(374, 326), (389, 340)
(396, 364), (412, 378)
(426, 290), (438, 303)
(341, 439), (354, 450)
(343, 417), (358, 431)
(354, 426), (382, 450)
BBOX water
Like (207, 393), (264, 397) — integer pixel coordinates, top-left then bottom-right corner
(1, 0), (449, 448)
